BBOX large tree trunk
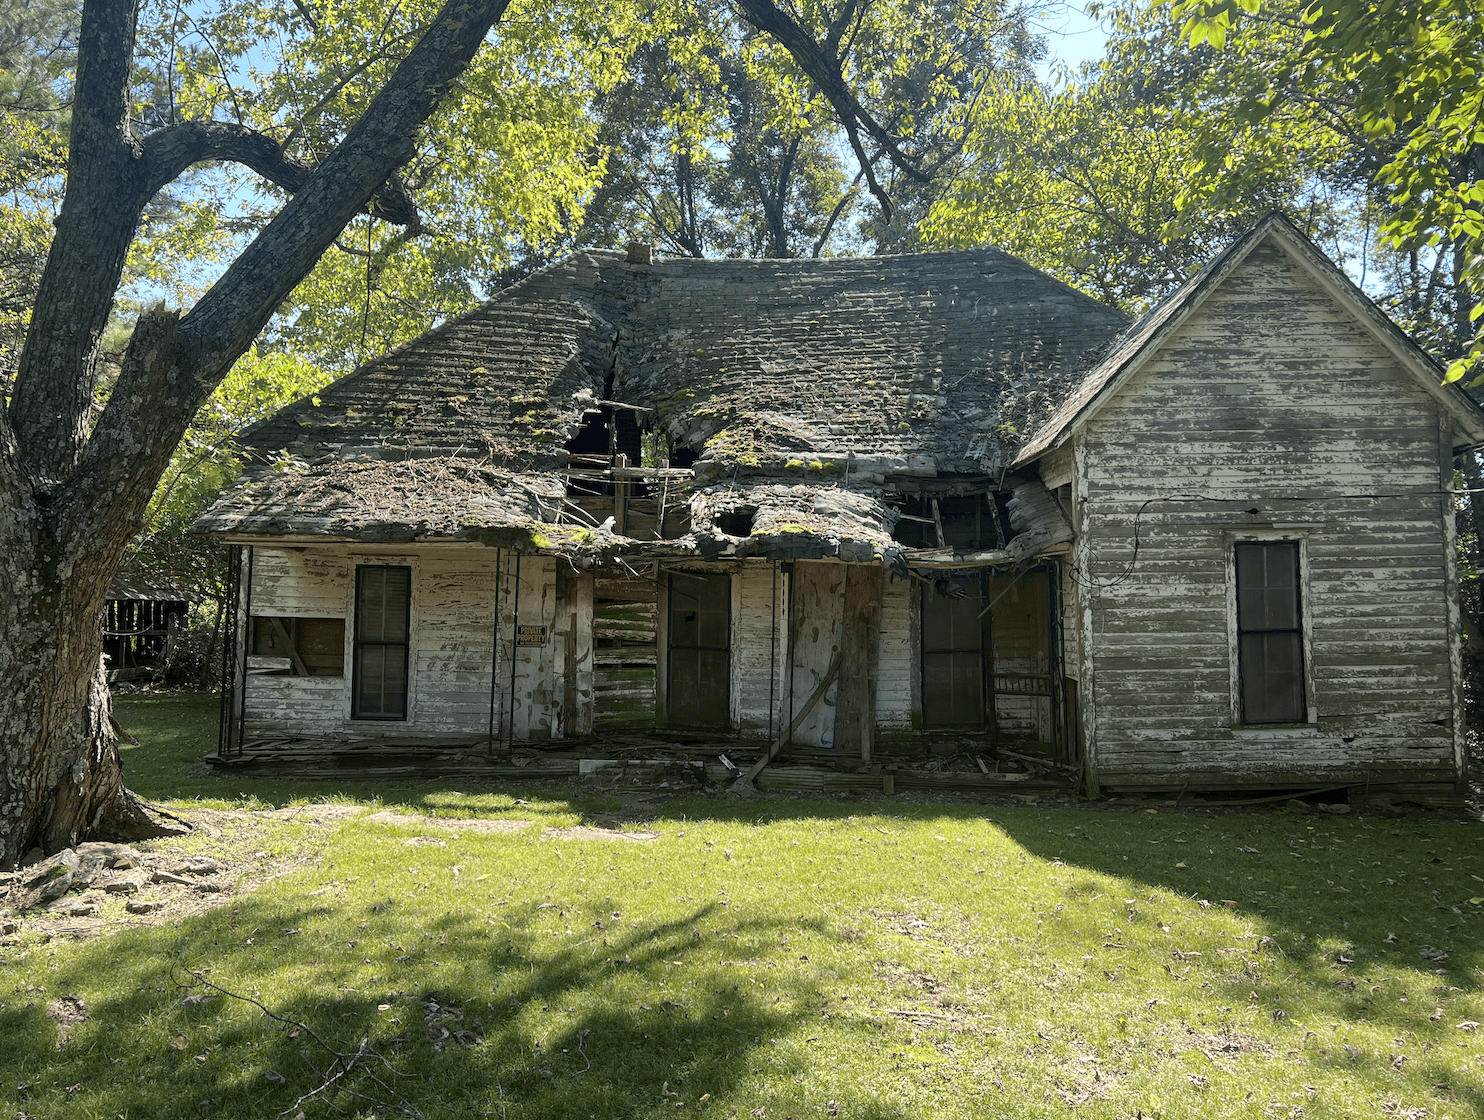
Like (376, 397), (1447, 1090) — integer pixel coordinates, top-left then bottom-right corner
(0, 0), (514, 869)
(0, 500), (167, 866)
(0, 595), (162, 865)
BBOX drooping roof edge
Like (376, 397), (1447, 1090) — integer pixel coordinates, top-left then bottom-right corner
(1012, 211), (1484, 468)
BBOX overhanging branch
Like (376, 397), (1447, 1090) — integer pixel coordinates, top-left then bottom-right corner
(143, 121), (422, 229)
(733, 0), (932, 217)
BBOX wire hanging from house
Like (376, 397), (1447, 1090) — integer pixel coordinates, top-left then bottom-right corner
(1066, 483), (1484, 593)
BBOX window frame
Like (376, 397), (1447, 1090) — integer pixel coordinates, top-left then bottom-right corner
(1225, 531), (1315, 727)
(351, 564), (412, 721)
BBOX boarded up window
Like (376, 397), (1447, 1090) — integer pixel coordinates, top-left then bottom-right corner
(353, 566), (411, 719)
(251, 617), (345, 676)
(1235, 542), (1305, 723)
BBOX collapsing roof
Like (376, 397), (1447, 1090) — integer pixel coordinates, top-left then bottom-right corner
(196, 245), (1132, 563)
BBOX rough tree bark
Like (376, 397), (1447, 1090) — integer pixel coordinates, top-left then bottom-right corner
(0, 0), (513, 869)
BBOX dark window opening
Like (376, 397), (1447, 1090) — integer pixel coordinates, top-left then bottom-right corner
(251, 616), (345, 676)
(1235, 541), (1305, 723)
(891, 493), (1001, 550)
(353, 566), (411, 719)
(716, 507), (756, 537)
(567, 408), (611, 458)
(670, 443), (700, 469)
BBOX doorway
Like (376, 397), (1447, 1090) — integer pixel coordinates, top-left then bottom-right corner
(920, 574), (992, 728)
(667, 571), (731, 727)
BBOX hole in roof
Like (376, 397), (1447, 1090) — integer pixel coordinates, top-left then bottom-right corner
(890, 492), (1003, 551)
(566, 408), (611, 459)
(717, 508), (756, 537)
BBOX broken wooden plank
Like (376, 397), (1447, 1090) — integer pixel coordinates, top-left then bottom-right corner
(268, 617), (310, 676)
(746, 650), (843, 781)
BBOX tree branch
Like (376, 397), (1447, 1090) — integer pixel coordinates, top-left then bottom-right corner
(10, 0), (146, 481)
(142, 120), (422, 228)
(66, 0), (513, 537)
(733, 0), (931, 195)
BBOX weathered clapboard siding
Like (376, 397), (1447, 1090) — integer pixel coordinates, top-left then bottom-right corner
(1059, 561), (1080, 682)
(241, 547), (570, 743)
(875, 575), (914, 726)
(241, 548), (396, 736)
(734, 561), (787, 734)
(415, 553), (504, 736)
(1077, 243), (1459, 787)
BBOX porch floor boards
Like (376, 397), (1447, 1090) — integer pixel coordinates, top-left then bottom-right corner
(203, 734), (1072, 794)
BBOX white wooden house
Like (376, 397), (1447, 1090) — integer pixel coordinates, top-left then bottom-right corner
(197, 214), (1484, 798)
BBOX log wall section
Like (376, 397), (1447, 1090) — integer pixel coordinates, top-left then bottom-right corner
(1074, 244), (1462, 788)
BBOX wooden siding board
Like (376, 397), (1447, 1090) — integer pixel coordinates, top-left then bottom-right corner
(876, 575), (913, 725)
(735, 561), (787, 734)
(788, 561), (844, 748)
(1075, 243), (1461, 787)
(836, 565), (884, 757)
(241, 546), (577, 744)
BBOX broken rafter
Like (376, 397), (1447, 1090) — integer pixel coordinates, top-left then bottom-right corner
(564, 466), (695, 481)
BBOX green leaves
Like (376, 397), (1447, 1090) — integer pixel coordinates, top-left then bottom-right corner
(923, 2), (1344, 313)
(1172, 0), (1484, 377)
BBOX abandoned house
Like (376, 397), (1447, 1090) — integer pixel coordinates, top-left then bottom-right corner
(195, 212), (1484, 799)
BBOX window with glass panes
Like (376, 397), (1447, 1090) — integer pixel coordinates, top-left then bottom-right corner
(1234, 541), (1305, 723)
(353, 565), (410, 719)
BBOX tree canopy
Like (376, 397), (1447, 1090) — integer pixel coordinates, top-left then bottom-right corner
(1172, 0), (1484, 375)
(923, 1), (1386, 314)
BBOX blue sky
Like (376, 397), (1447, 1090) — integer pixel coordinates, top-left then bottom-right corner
(1031, 2), (1112, 84)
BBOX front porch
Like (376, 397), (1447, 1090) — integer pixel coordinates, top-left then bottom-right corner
(205, 726), (1077, 796)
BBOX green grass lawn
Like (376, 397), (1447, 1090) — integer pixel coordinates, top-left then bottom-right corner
(2, 694), (1483, 1119)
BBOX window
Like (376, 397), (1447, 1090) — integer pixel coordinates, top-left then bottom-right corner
(1234, 541), (1305, 723)
(353, 566), (410, 719)
(251, 617), (345, 676)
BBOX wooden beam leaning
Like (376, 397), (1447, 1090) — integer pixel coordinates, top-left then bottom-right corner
(747, 649), (844, 781)
(268, 617), (310, 676)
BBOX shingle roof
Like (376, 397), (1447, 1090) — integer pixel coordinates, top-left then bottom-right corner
(198, 245), (1130, 545)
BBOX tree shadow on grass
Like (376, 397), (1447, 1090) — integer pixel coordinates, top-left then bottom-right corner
(0, 887), (907, 1120)
(635, 794), (1484, 1108)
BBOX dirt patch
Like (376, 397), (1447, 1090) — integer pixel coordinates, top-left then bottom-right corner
(0, 807), (322, 947)
(364, 810), (533, 834)
(542, 826), (659, 842)
(0, 806), (649, 951)
(262, 804), (366, 824)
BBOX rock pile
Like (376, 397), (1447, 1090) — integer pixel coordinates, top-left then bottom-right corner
(0, 843), (227, 942)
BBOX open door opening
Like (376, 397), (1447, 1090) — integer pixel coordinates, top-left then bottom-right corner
(920, 574), (993, 728)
